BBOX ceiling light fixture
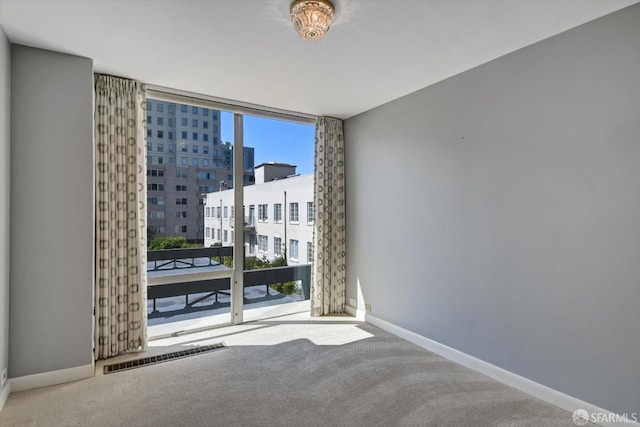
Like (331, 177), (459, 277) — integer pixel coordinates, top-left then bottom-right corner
(290, 0), (334, 41)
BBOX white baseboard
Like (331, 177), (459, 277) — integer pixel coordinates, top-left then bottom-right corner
(0, 381), (10, 412)
(365, 314), (639, 427)
(10, 363), (94, 393)
(344, 304), (356, 316)
(344, 304), (366, 321)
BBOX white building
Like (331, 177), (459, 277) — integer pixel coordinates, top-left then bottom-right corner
(204, 163), (314, 265)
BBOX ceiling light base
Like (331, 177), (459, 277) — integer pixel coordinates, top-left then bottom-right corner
(290, 0), (335, 41)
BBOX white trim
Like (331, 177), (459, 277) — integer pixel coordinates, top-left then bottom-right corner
(146, 85), (317, 125)
(0, 381), (10, 412)
(344, 304), (356, 317)
(10, 363), (94, 393)
(365, 314), (639, 427)
(344, 304), (366, 322)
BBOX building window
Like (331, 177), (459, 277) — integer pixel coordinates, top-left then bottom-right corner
(206, 207), (210, 218)
(157, 130), (163, 139)
(181, 118), (188, 126)
(217, 207), (221, 218)
(258, 204), (268, 221)
(147, 129), (152, 138)
(307, 201), (314, 224)
(203, 134), (209, 142)
(274, 203), (282, 223)
(176, 198), (187, 205)
(181, 131), (187, 140)
(147, 169), (164, 177)
(168, 131), (174, 140)
(223, 206), (228, 219)
(157, 103), (163, 113)
(212, 112), (218, 119)
(147, 183), (165, 191)
(203, 146), (209, 154)
(203, 159), (209, 167)
(157, 117), (164, 125)
(192, 119), (198, 128)
(168, 104), (175, 114)
(174, 225), (187, 233)
(206, 227), (210, 238)
(307, 242), (313, 263)
(146, 101), (152, 111)
(258, 235), (268, 253)
(168, 118), (174, 127)
(289, 202), (299, 223)
(176, 168), (187, 178)
(203, 108), (208, 116)
(193, 145), (199, 153)
(149, 210), (165, 219)
(158, 156), (164, 165)
(147, 142), (152, 151)
(289, 239), (299, 260)
(224, 230), (228, 242)
(168, 144), (175, 153)
(157, 143), (164, 152)
(176, 185), (187, 191)
(181, 157), (188, 165)
(176, 211), (187, 218)
(216, 229), (221, 240)
(203, 121), (209, 129)
(193, 132), (198, 141)
(274, 237), (282, 257)
(181, 105), (187, 113)
(212, 125), (218, 132)
(147, 197), (165, 205)
(213, 137), (218, 144)
(168, 157), (175, 164)
(192, 158), (199, 166)
(192, 106), (198, 114)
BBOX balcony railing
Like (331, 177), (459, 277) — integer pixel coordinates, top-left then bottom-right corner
(244, 216), (256, 231)
(147, 246), (311, 318)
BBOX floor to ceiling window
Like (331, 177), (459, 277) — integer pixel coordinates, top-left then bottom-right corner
(144, 90), (315, 336)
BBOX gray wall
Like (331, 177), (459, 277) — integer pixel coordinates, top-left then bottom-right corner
(345, 4), (640, 415)
(0, 27), (10, 393)
(10, 46), (94, 378)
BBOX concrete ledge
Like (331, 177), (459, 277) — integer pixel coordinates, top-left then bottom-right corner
(10, 363), (94, 393)
(365, 313), (639, 427)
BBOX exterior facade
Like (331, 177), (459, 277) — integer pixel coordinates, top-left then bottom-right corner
(204, 163), (314, 265)
(146, 98), (255, 241)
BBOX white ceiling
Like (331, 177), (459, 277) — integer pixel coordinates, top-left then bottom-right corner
(0, 0), (637, 119)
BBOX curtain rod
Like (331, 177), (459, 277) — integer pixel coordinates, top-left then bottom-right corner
(146, 84), (317, 125)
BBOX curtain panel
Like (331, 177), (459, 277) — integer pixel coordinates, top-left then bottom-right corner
(94, 74), (148, 359)
(311, 117), (346, 316)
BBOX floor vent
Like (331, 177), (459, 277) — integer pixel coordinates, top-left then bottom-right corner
(103, 343), (227, 374)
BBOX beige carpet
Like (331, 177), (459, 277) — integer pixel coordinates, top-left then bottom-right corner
(0, 313), (593, 426)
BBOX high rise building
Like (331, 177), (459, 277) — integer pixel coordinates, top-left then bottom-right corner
(145, 99), (255, 242)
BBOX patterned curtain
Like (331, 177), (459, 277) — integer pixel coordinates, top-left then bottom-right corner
(311, 117), (346, 316)
(94, 74), (148, 359)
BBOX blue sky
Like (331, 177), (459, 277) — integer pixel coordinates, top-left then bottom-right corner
(220, 112), (315, 175)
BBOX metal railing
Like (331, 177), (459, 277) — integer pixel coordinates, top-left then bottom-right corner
(147, 246), (311, 317)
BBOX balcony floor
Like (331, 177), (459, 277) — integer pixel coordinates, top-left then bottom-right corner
(148, 290), (310, 339)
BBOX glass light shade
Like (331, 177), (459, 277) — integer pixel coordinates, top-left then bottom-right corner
(290, 0), (334, 41)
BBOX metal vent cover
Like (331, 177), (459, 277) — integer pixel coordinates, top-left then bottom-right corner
(103, 343), (227, 374)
